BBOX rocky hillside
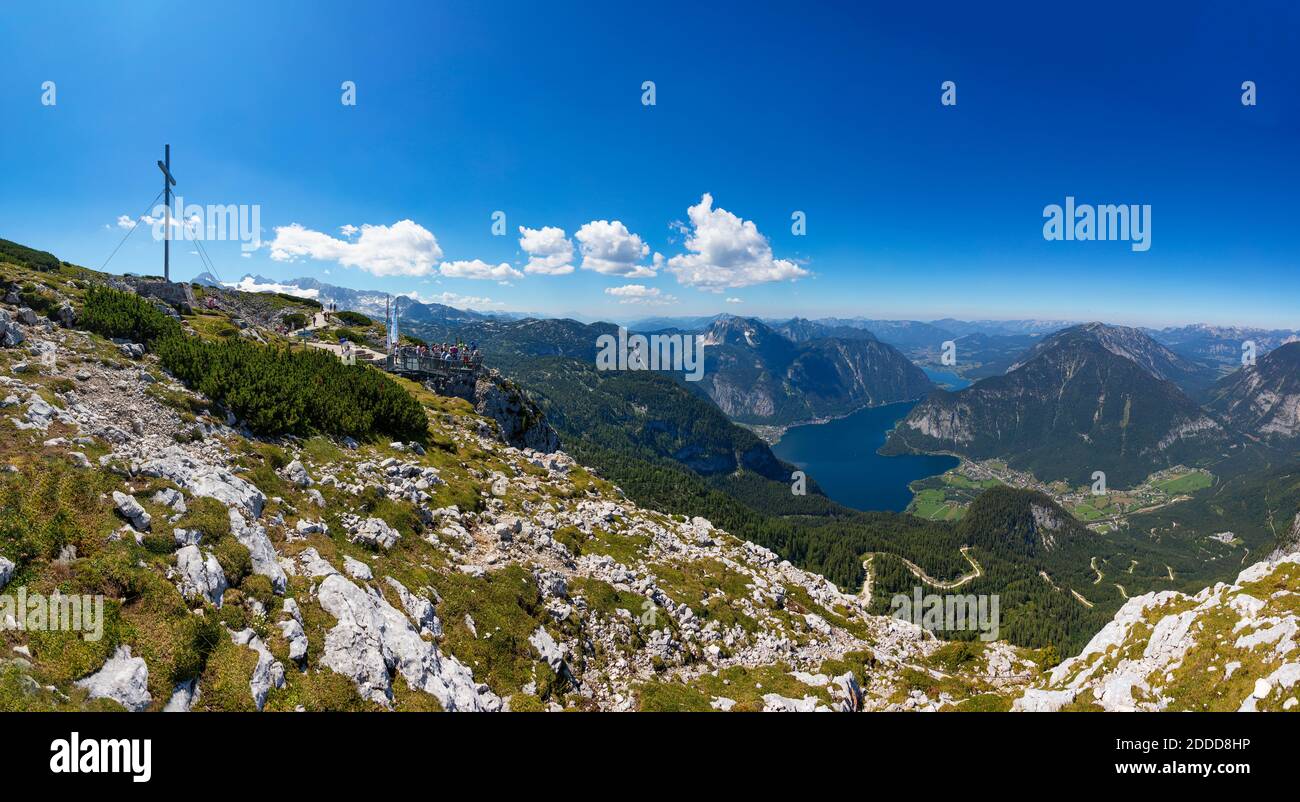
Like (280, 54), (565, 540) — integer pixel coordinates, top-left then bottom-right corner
(0, 272), (1039, 713)
(5, 253), (1297, 715)
(1016, 536), (1300, 712)
(1208, 342), (1300, 445)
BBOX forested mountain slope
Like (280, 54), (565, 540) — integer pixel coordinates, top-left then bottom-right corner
(885, 324), (1234, 485)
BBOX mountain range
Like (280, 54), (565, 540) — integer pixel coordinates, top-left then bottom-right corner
(5, 235), (1300, 702)
(191, 272), (514, 325)
(694, 316), (932, 425)
(883, 323), (1235, 485)
(1147, 323), (1300, 373)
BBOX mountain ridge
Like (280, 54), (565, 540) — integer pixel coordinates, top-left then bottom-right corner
(884, 323), (1233, 485)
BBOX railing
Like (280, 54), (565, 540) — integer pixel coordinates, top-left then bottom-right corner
(386, 350), (484, 376)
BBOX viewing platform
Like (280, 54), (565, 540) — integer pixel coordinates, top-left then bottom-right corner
(385, 349), (485, 379)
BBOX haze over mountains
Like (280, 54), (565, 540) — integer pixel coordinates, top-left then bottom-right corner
(197, 272), (1300, 371)
(205, 269), (1300, 493)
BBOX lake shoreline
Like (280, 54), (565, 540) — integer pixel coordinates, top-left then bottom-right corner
(740, 367), (972, 446)
(740, 397), (927, 447)
(770, 399), (960, 513)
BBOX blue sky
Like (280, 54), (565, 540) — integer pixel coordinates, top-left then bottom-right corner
(2, 1), (1297, 327)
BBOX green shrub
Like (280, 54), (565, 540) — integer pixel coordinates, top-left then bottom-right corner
(240, 574), (275, 609)
(0, 238), (60, 272)
(0, 462), (108, 563)
(73, 547), (151, 600)
(19, 285), (61, 316)
(79, 285), (182, 345)
(81, 287), (425, 442)
(509, 693), (546, 712)
(176, 497), (231, 542)
(167, 613), (224, 684)
(154, 334), (427, 441)
(141, 531), (176, 555)
(213, 539), (252, 585)
(334, 310), (372, 327)
(282, 312), (308, 330)
(195, 638), (260, 711)
(274, 292), (321, 309)
(635, 681), (712, 712)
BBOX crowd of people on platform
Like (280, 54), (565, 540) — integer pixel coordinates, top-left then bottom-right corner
(393, 340), (482, 369)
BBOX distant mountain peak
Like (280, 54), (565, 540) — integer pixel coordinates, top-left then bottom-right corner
(1011, 321), (1217, 399)
(886, 321), (1231, 484)
(1209, 340), (1300, 443)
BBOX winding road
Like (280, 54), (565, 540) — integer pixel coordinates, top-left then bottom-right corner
(859, 546), (984, 605)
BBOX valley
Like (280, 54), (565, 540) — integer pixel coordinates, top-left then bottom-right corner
(2, 236), (1298, 711)
(907, 460), (1216, 535)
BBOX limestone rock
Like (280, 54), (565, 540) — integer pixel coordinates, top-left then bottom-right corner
(316, 573), (500, 711)
(173, 528), (202, 548)
(112, 491), (151, 531)
(163, 679), (199, 712)
(138, 446), (265, 517)
(230, 628), (286, 711)
(283, 459), (313, 487)
(347, 516), (400, 551)
(0, 310), (24, 347)
(229, 509), (286, 593)
(832, 671), (864, 712)
(344, 556), (373, 581)
(176, 545), (227, 607)
(152, 487), (187, 513)
(278, 600), (309, 670)
(761, 693), (830, 712)
(385, 576), (441, 638)
(74, 646), (152, 712)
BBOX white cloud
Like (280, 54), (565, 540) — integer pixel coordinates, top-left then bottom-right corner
(267, 220), (443, 277)
(223, 276), (320, 299)
(406, 289), (502, 308)
(726, 297), (743, 304)
(575, 220), (656, 277)
(340, 224), (359, 237)
(439, 259), (523, 281)
(666, 193), (808, 290)
(518, 225), (575, 275)
(115, 211), (198, 232)
(604, 284), (678, 306)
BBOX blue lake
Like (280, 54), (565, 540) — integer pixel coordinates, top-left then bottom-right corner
(921, 367), (972, 391)
(772, 398), (961, 513)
